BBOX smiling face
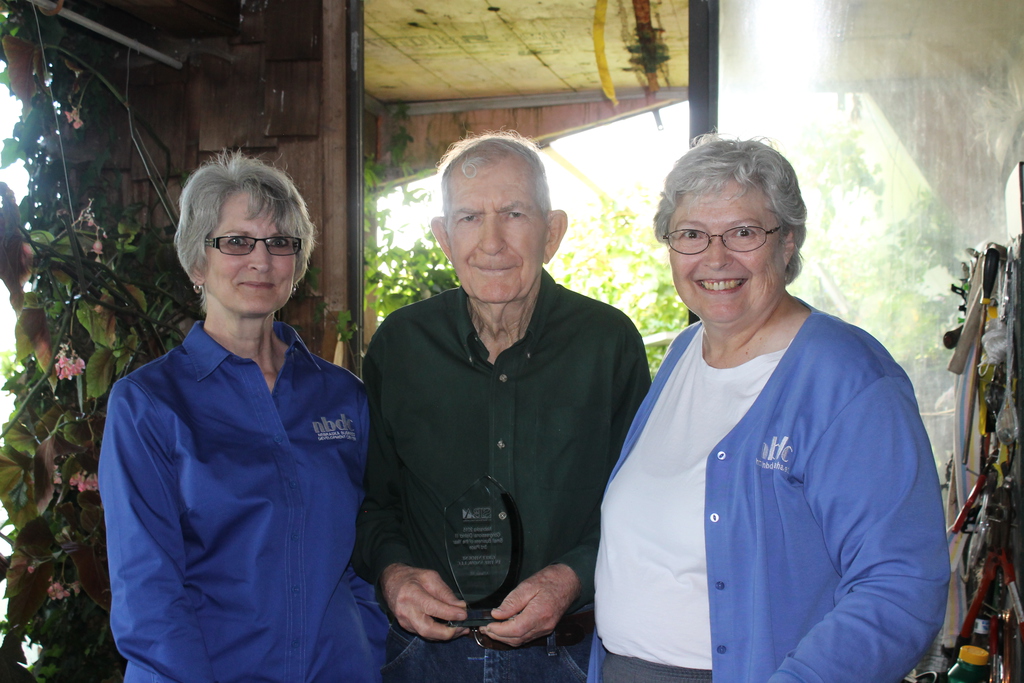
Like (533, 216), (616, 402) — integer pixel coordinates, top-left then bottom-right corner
(431, 156), (566, 310)
(194, 192), (298, 329)
(669, 182), (795, 337)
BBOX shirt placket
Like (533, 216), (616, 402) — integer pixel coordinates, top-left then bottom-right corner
(240, 355), (306, 680)
(488, 348), (524, 495)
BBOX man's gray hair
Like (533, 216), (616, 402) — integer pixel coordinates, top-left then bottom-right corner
(175, 151), (317, 296)
(437, 131), (552, 222)
(654, 135), (807, 284)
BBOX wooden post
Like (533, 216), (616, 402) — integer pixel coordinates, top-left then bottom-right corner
(320, 0), (349, 366)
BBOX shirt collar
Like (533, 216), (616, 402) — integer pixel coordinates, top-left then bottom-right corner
(454, 269), (556, 362)
(182, 320), (319, 381)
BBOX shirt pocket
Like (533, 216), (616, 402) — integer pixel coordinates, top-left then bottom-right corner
(533, 405), (612, 491)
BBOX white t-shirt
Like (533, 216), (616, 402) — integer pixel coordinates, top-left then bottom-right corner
(595, 330), (784, 668)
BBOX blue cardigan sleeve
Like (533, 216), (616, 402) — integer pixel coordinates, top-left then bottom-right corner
(769, 376), (948, 682)
(99, 379), (218, 683)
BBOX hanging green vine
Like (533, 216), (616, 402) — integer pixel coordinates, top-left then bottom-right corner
(0, 3), (195, 681)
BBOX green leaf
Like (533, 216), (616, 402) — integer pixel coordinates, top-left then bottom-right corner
(0, 449), (36, 530)
(5, 518), (56, 628)
(14, 307), (51, 367)
(1, 138), (23, 169)
(76, 304), (116, 349)
(85, 347), (114, 399)
(60, 539), (111, 612)
(2, 424), (36, 455)
(124, 284), (147, 312)
(32, 436), (58, 515)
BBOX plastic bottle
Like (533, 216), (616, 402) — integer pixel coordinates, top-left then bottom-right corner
(970, 618), (990, 650)
(947, 645), (989, 683)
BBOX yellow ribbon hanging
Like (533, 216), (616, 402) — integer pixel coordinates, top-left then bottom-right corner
(594, 0), (618, 105)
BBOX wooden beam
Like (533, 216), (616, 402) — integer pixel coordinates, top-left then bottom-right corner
(376, 94), (686, 183)
(319, 0), (349, 363)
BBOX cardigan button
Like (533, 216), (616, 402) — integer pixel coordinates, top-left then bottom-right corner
(717, 645), (727, 654)
(709, 513), (720, 523)
(715, 581), (725, 590)
(716, 451), (726, 460)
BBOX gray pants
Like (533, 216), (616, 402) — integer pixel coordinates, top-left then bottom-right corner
(603, 653), (713, 683)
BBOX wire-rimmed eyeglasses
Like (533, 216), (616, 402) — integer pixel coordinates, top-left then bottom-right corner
(204, 235), (302, 256)
(662, 226), (780, 255)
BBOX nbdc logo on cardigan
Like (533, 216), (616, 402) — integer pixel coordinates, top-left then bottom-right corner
(757, 435), (792, 473)
(312, 414), (357, 442)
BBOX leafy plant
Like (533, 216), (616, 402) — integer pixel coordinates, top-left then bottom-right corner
(0, 6), (195, 680)
(549, 192), (688, 371)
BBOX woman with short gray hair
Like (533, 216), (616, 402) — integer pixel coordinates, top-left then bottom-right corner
(100, 151), (386, 683)
(590, 135), (948, 682)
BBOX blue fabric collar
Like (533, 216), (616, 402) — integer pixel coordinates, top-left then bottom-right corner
(182, 320), (319, 381)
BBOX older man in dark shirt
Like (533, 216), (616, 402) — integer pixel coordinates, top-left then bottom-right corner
(354, 131), (650, 682)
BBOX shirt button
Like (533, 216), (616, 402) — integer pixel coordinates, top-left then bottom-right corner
(717, 645), (727, 654)
(497, 440), (506, 449)
(292, 640), (300, 648)
(289, 480), (297, 489)
(274, 434), (283, 444)
(291, 533), (300, 541)
(715, 581), (725, 590)
(292, 585), (299, 593)
(499, 374), (508, 382)
(716, 451), (726, 460)
(710, 513), (720, 522)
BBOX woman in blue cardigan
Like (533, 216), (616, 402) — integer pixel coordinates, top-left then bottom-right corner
(590, 136), (948, 683)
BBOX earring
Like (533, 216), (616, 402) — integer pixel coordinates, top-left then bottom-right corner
(193, 284), (202, 294)
(292, 284), (299, 294)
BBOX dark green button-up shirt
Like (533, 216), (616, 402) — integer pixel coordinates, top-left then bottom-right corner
(354, 271), (651, 613)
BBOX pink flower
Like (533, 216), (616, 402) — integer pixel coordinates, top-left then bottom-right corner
(26, 565), (35, 574)
(68, 472), (98, 493)
(52, 471), (62, 485)
(55, 343), (86, 380)
(90, 240), (103, 255)
(56, 355), (85, 380)
(47, 581), (71, 600)
(65, 107), (83, 130)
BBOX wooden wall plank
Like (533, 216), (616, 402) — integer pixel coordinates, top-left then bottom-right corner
(266, 0), (323, 61)
(268, 124), (329, 359)
(103, 0), (240, 36)
(273, 138), (324, 245)
(194, 45), (277, 151)
(129, 83), (188, 182)
(265, 62), (322, 137)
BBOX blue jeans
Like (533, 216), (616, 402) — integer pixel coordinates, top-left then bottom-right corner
(382, 624), (590, 683)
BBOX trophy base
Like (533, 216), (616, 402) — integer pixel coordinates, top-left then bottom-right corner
(446, 608), (500, 628)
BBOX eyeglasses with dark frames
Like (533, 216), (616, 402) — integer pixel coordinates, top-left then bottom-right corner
(204, 235), (302, 256)
(662, 226), (781, 255)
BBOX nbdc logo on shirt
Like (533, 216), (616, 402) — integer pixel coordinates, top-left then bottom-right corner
(312, 414), (357, 442)
(756, 435), (793, 473)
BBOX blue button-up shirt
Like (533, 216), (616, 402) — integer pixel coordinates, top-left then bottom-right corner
(100, 322), (386, 683)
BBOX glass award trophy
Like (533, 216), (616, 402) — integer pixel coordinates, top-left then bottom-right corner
(443, 475), (523, 627)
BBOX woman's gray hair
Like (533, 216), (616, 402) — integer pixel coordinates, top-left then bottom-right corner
(175, 150), (317, 292)
(437, 131), (551, 224)
(655, 135), (807, 283)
